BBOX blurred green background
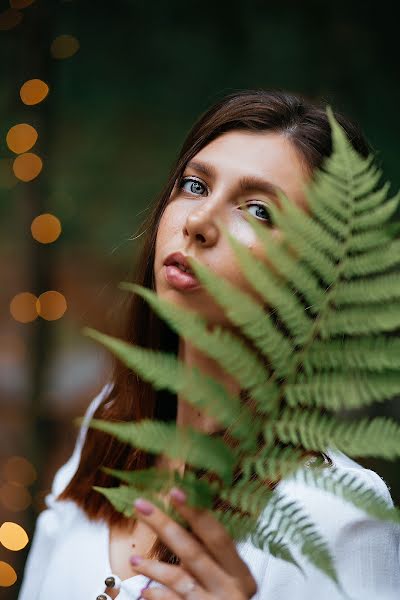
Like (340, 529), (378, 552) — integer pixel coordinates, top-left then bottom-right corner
(0, 0), (399, 595)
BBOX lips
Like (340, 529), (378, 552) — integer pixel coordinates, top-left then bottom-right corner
(164, 252), (195, 274)
(163, 252), (200, 290)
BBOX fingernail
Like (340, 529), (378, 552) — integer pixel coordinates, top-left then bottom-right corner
(134, 498), (154, 515)
(130, 555), (142, 566)
(170, 487), (187, 504)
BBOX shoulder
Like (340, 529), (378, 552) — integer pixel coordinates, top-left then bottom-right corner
(274, 448), (396, 541)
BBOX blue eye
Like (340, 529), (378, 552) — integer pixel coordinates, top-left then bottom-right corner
(178, 176), (207, 195)
(245, 202), (272, 224)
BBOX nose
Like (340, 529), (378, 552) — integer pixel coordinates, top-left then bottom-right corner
(183, 205), (220, 247)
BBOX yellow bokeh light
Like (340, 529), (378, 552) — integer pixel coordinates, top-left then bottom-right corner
(13, 152), (42, 182)
(36, 291), (67, 321)
(0, 561), (17, 587)
(3, 456), (36, 486)
(31, 213), (61, 244)
(20, 79), (49, 106)
(10, 292), (38, 323)
(51, 34), (80, 59)
(0, 159), (18, 189)
(0, 522), (29, 551)
(0, 9), (22, 31)
(0, 483), (31, 512)
(6, 123), (38, 154)
(10, 0), (35, 8)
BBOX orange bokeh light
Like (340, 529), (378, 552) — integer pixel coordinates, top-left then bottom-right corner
(6, 123), (38, 154)
(0, 483), (31, 512)
(10, 0), (35, 8)
(51, 34), (80, 59)
(3, 456), (36, 486)
(0, 561), (17, 587)
(13, 152), (42, 182)
(9, 292), (38, 323)
(0, 9), (22, 31)
(20, 79), (49, 106)
(0, 522), (29, 551)
(31, 213), (61, 244)
(36, 291), (67, 321)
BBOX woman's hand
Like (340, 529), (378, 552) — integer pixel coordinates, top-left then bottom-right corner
(130, 488), (258, 599)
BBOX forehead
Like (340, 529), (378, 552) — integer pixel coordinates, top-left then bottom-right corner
(191, 130), (310, 207)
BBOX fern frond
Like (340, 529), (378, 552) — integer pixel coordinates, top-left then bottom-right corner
(101, 467), (215, 508)
(82, 326), (257, 447)
(303, 336), (400, 373)
(88, 419), (236, 484)
(185, 256), (294, 376)
(333, 272), (400, 305)
(290, 466), (400, 524)
(273, 408), (400, 459)
(285, 371), (400, 410)
(253, 492), (340, 586)
(221, 227), (313, 344)
(120, 283), (270, 394)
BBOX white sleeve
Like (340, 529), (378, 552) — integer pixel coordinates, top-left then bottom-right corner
(18, 382), (113, 600)
(256, 466), (400, 600)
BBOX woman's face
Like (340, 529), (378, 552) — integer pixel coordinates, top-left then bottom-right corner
(154, 130), (310, 327)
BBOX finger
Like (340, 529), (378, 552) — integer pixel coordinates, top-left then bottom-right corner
(169, 488), (257, 597)
(133, 498), (233, 593)
(131, 557), (207, 598)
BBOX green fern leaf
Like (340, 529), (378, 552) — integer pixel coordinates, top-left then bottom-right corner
(89, 418), (236, 484)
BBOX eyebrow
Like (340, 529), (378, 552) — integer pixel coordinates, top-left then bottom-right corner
(185, 159), (283, 197)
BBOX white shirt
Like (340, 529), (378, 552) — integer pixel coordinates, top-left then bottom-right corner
(18, 383), (400, 600)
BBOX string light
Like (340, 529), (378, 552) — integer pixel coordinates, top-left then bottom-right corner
(2, 456), (36, 486)
(6, 123), (38, 154)
(0, 522), (29, 551)
(36, 291), (67, 320)
(50, 34), (80, 59)
(0, 562), (17, 587)
(20, 79), (49, 106)
(0, 9), (23, 31)
(9, 292), (39, 323)
(31, 213), (61, 244)
(0, 483), (31, 512)
(13, 152), (42, 182)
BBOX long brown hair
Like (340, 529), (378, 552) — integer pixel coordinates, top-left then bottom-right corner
(60, 89), (371, 560)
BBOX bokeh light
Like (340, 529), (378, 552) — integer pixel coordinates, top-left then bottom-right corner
(2, 456), (36, 486)
(0, 562), (17, 587)
(10, 0), (35, 8)
(31, 213), (62, 244)
(13, 152), (42, 182)
(0, 522), (29, 551)
(0, 483), (31, 512)
(0, 159), (18, 189)
(50, 34), (80, 59)
(36, 291), (67, 321)
(9, 292), (38, 323)
(6, 123), (38, 154)
(20, 79), (49, 106)
(0, 9), (22, 31)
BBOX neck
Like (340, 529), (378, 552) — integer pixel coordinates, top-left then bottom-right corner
(176, 337), (240, 434)
(156, 336), (240, 476)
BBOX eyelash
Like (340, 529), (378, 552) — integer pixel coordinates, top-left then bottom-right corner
(177, 176), (272, 224)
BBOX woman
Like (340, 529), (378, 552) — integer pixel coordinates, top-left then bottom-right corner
(18, 90), (400, 600)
